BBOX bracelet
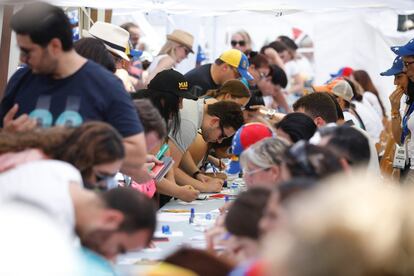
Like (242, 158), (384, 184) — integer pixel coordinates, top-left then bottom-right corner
(391, 112), (401, 119)
(192, 170), (201, 179)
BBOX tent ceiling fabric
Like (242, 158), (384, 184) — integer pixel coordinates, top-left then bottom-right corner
(42, 0), (414, 15)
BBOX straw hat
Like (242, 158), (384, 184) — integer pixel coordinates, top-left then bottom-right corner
(167, 29), (194, 53)
(82, 21), (130, 61)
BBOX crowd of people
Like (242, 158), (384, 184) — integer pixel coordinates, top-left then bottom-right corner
(1, 2), (414, 275)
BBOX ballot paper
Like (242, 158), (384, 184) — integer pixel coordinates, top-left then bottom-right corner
(154, 231), (184, 238)
(157, 213), (189, 222)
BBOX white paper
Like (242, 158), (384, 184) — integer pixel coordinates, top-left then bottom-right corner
(154, 231), (184, 238)
(176, 201), (202, 205)
(157, 213), (189, 222)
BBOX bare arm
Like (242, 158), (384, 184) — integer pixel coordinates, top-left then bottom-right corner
(272, 88), (291, 113)
(121, 133), (150, 182)
(155, 169), (199, 202)
(389, 87), (405, 145)
(287, 73), (305, 95)
(180, 150), (201, 175)
(169, 139), (222, 193)
(263, 48), (285, 70)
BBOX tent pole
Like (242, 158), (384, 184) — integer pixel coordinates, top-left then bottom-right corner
(0, 5), (13, 100)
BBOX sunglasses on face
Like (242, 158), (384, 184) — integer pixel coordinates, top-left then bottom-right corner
(179, 46), (191, 55)
(259, 71), (269, 80)
(87, 171), (118, 191)
(231, 40), (246, 47)
(403, 60), (414, 67)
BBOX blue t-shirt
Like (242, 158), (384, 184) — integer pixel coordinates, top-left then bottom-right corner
(0, 61), (142, 137)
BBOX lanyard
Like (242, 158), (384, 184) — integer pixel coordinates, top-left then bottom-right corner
(401, 102), (414, 144)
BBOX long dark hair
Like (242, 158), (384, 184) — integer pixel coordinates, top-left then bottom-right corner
(353, 70), (386, 117)
(133, 89), (181, 136)
(406, 79), (414, 106)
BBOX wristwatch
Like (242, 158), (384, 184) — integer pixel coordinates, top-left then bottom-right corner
(192, 170), (201, 179)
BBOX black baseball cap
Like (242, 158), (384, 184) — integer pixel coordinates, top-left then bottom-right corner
(146, 69), (198, 100)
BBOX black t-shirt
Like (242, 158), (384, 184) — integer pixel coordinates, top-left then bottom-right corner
(0, 61), (143, 137)
(185, 63), (219, 97)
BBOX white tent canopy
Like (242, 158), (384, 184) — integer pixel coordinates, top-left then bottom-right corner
(46, 0), (414, 15)
(108, 1), (414, 111)
(4, 0), (414, 111)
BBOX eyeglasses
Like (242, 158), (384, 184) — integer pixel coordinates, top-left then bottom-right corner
(231, 40), (246, 47)
(87, 171), (118, 191)
(218, 121), (229, 141)
(259, 71), (270, 80)
(403, 60), (414, 67)
(244, 167), (270, 177)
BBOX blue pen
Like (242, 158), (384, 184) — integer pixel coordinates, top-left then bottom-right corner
(211, 162), (218, 176)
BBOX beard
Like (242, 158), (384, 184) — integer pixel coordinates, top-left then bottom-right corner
(79, 229), (113, 258)
(33, 49), (59, 76)
(201, 126), (218, 143)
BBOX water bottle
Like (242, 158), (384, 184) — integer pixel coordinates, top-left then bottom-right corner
(189, 208), (195, 224)
(230, 183), (239, 195)
(161, 225), (171, 234)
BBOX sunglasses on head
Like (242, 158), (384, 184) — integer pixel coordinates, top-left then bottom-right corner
(231, 40), (246, 47)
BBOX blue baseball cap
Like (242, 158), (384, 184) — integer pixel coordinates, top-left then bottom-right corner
(380, 56), (404, 76)
(219, 49), (254, 81)
(129, 49), (143, 58)
(391, 38), (414, 56)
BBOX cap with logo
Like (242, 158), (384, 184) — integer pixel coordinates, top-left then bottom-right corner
(145, 69), (198, 100)
(380, 56), (404, 76)
(219, 49), (254, 81)
(391, 38), (414, 56)
(83, 21), (133, 61)
(313, 79), (354, 103)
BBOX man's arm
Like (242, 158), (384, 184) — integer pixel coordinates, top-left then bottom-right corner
(156, 169), (199, 202)
(169, 139), (222, 193)
(121, 133), (150, 183)
(180, 150), (200, 175)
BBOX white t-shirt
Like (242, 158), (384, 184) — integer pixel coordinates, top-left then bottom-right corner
(147, 54), (170, 75)
(295, 55), (314, 81)
(363, 92), (383, 119)
(169, 99), (204, 153)
(263, 95), (274, 108)
(284, 60), (300, 92)
(352, 100), (383, 143)
(343, 111), (361, 128)
(0, 160), (82, 240)
(407, 113), (414, 168)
